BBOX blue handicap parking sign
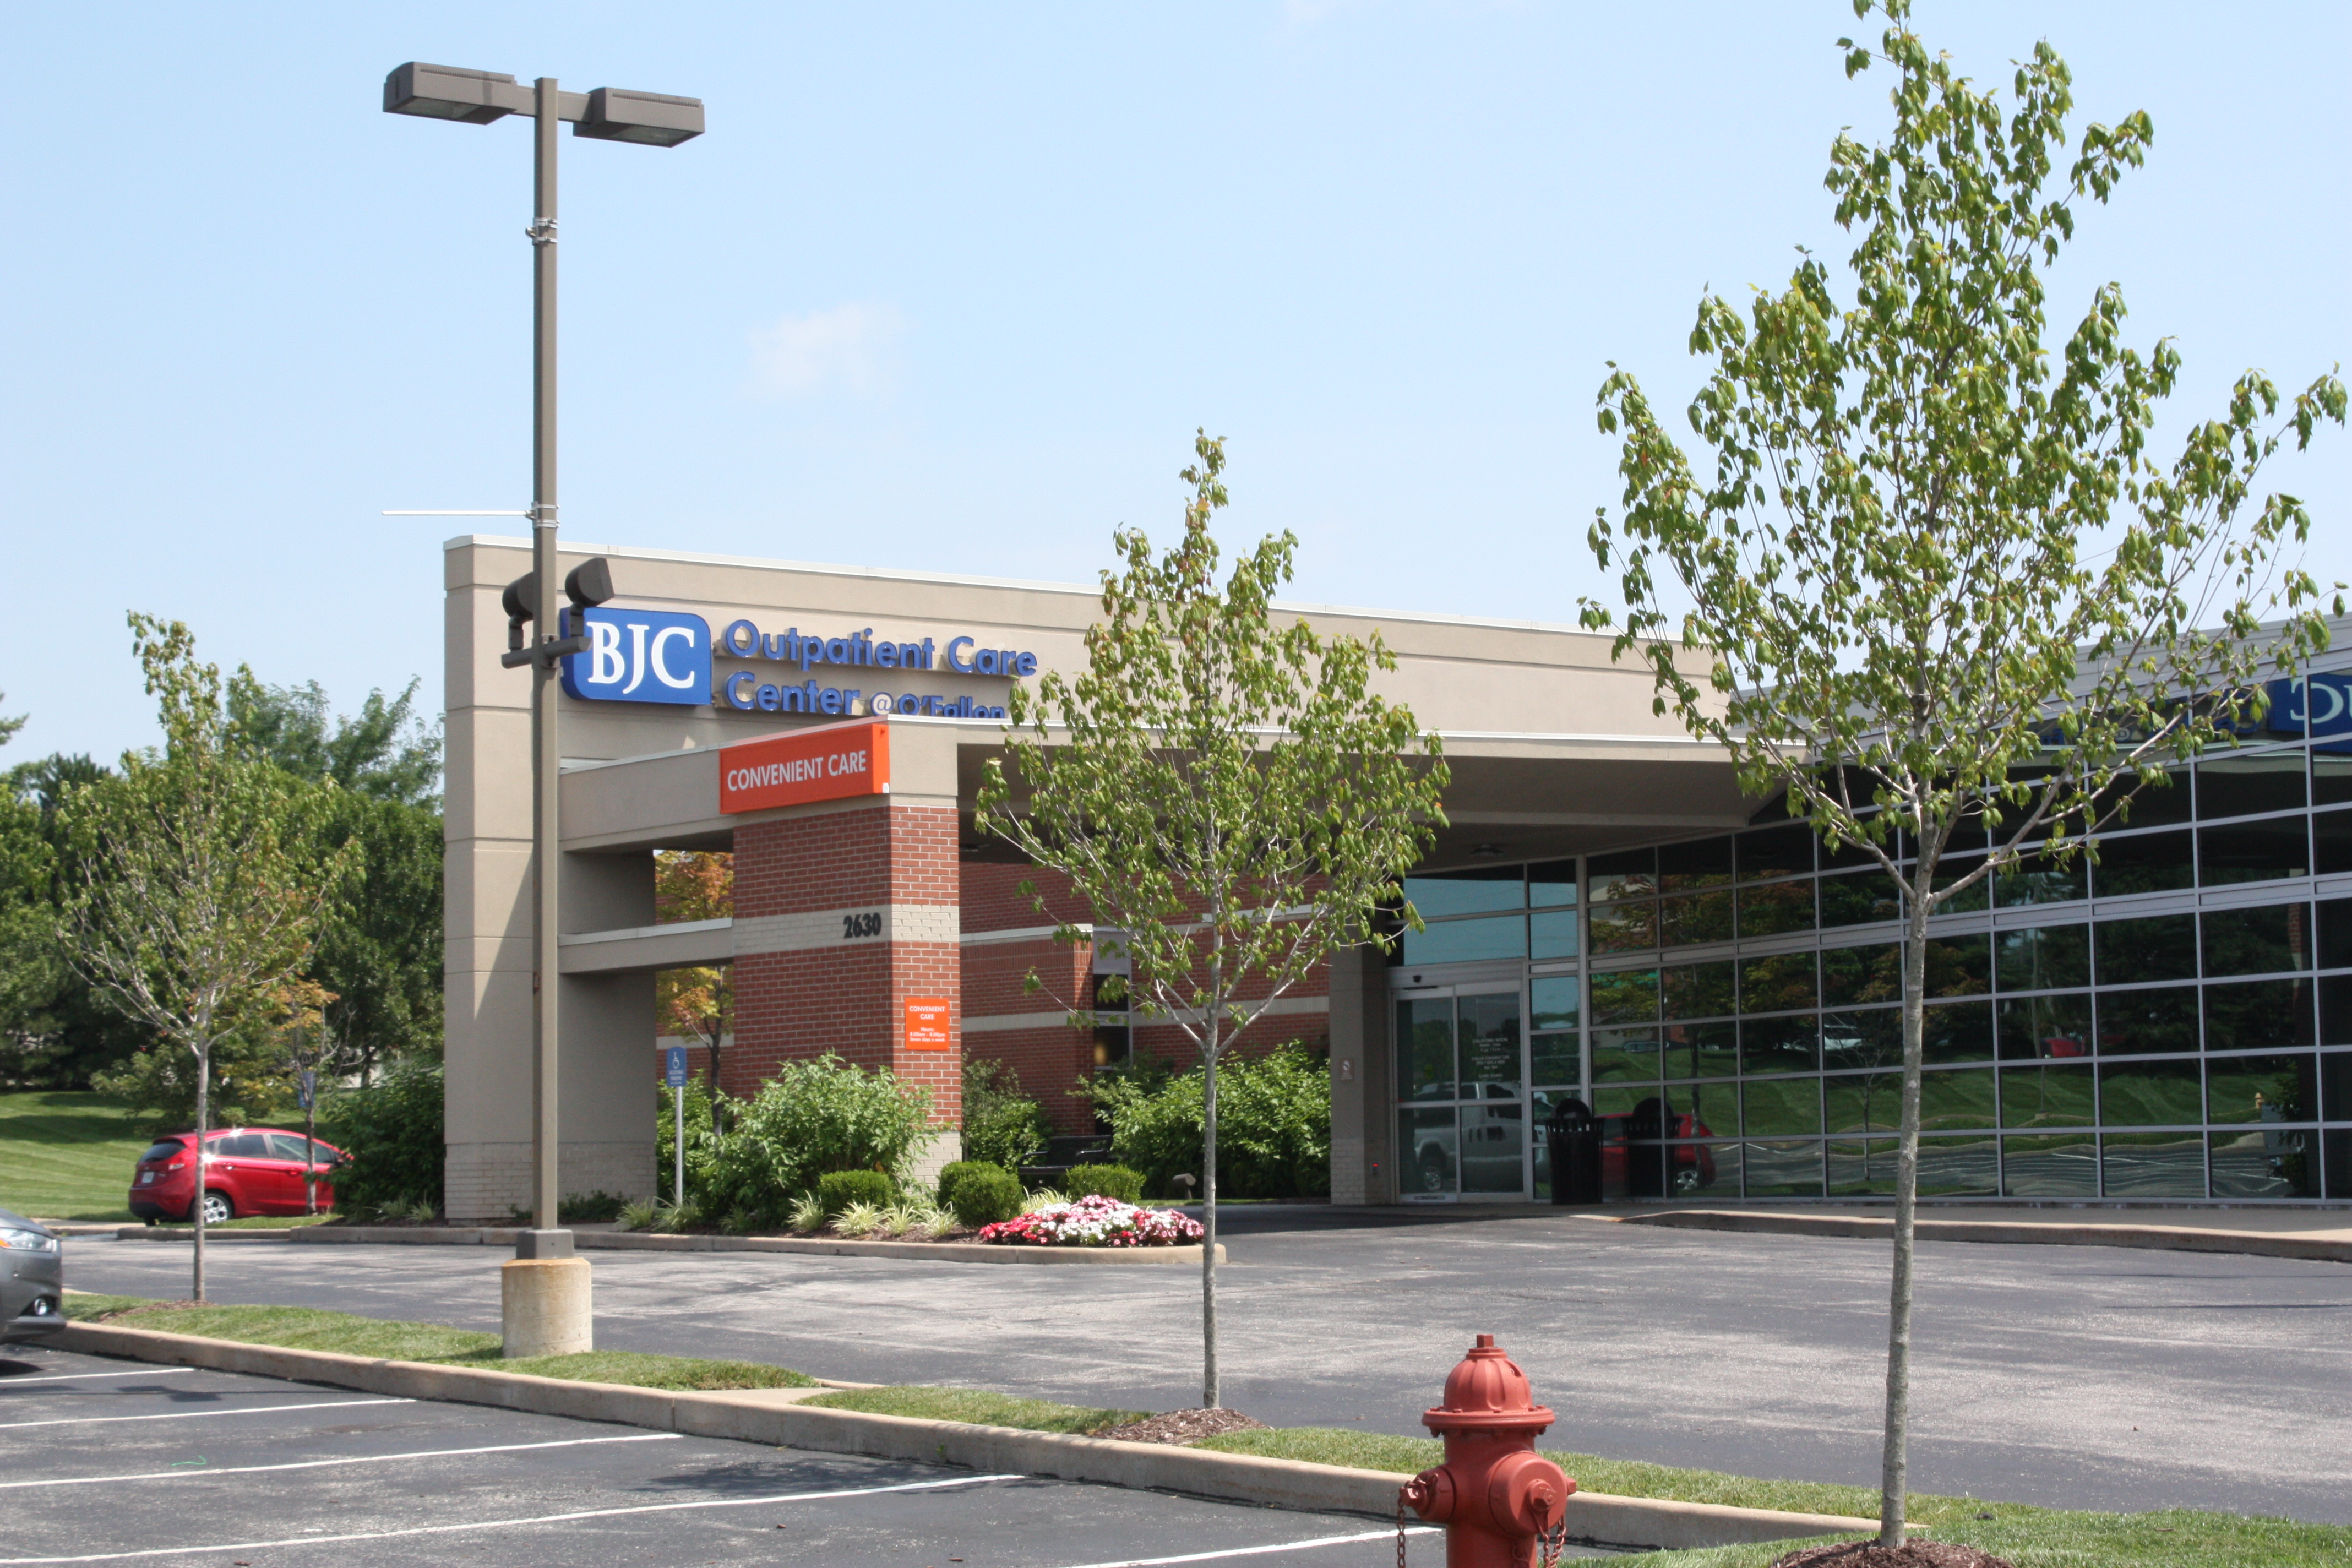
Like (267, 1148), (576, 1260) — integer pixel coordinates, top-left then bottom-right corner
(665, 1046), (689, 1088)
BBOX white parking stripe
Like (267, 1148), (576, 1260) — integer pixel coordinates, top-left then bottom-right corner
(0, 1431), (683, 1489)
(0, 1472), (1027, 1563)
(0, 1398), (410, 1433)
(0, 1369), (198, 1387)
(1050, 1529), (1440, 1568)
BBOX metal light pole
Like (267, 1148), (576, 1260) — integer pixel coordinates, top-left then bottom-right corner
(384, 62), (701, 1352)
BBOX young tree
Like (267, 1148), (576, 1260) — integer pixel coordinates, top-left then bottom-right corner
(1580, 2), (2343, 1543)
(63, 617), (354, 1299)
(976, 433), (1449, 1408)
(654, 850), (734, 1132)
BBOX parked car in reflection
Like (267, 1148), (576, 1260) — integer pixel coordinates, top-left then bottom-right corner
(1404, 1082), (1525, 1194)
(1600, 1097), (1718, 1197)
(1, 1207), (64, 1343)
(128, 1128), (344, 1224)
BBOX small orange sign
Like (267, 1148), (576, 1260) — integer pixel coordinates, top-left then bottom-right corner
(903, 997), (951, 1052)
(720, 719), (891, 814)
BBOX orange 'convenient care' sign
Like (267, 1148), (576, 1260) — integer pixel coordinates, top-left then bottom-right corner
(903, 998), (951, 1052)
(718, 720), (891, 814)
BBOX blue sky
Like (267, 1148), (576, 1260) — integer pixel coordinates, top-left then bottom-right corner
(3, 2), (2344, 764)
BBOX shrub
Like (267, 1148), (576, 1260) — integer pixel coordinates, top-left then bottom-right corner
(320, 1060), (444, 1214)
(818, 1168), (896, 1215)
(655, 1078), (725, 1205)
(1066, 1163), (1146, 1204)
(937, 1160), (1024, 1228)
(703, 1054), (933, 1226)
(961, 1057), (1053, 1172)
(1088, 1042), (1331, 1199)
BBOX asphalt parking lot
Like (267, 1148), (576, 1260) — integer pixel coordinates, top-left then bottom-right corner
(0, 1344), (1449, 1567)
(65, 1210), (2352, 1526)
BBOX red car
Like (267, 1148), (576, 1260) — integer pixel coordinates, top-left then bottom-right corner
(128, 1128), (344, 1224)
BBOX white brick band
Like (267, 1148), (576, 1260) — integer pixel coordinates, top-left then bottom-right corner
(732, 903), (960, 956)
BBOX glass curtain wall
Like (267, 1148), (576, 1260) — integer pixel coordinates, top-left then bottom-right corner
(1391, 715), (2352, 1203)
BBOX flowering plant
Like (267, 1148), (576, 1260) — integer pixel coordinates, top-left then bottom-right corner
(978, 1193), (1204, 1248)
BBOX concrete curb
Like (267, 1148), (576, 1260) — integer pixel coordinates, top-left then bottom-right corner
(47, 1319), (1869, 1551)
(1613, 1209), (2352, 1264)
(265, 1227), (1226, 1265)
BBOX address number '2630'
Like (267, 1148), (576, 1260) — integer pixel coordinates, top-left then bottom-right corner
(842, 912), (883, 940)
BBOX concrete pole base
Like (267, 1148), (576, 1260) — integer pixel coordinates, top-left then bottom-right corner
(500, 1256), (593, 1358)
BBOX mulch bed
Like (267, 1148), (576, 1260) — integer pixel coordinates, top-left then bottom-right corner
(1095, 1408), (1269, 1445)
(1772, 1542), (2015, 1568)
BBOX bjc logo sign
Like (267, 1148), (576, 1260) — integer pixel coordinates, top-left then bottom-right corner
(561, 609), (712, 706)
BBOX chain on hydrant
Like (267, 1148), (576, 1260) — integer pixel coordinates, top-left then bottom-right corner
(1397, 1333), (1577, 1568)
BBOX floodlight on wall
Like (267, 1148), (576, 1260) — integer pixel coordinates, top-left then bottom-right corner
(563, 558), (615, 608)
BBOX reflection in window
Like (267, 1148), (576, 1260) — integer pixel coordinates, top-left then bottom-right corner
(1589, 900), (1657, 954)
(1529, 975), (1579, 1032)
(1658, 836), (1734, 890)
(1741, 1140), (1824, 1197)
(1530, 1033), (1580, 1087)
(2098, 1058), (2204, 1126)
(1738, 879), (1817, 938)
(1659, 890), (1734, 947)
(2002, 1133), (2100, 1197)
(2101, 1131), (2206, 1197)
(1530, 909), (1579, 960)
(1924, 934), (1992, 998)
(2096, 913), (2196, 986)
(1741, 1014), (1819, 1075)
(1821, 1008), (1901, 1070)
(2205, 1053), (2317, 1123)
(2209, 1129), (2317, 1197)
(1589, 968), (1660, 1026)
(1996, 924), (2089, 992)
(1402, 915), (1526, 966)
(1403, 868), (1525, 918)
(2313, 809), (2352, 876)
(1919, 1067), (1997, 1129)
(1819, 873), (1901, 929)
(2197, 751), (2308, 819)
(1828, 1138), (1898, 1196)
(2090, 830), (2195, 897)
(2001, 1061), (2095, 1128)
(1663, 961), (1736, 1021)
(1591, 1030), (1661, 1084)
(2098, 985), (2201, 1056)
(1737, 824), (1815, 882)
(1822, 944), (1901, 1007)
(1740, 952), (1819, 1014)
(1456, 994), (1523, 1095)
(1398, 1107), (1458, 1195)
(2203, 979), (2315, 1052)
(1743, 1076), (1820, 1136)
(1917, 1136), (2000, 1196)
(1997, 993), (2092, 1060)
(2199, 819), (2310, 884)
(1924, 1001), (1995, 1064)
(1825, 1071), (1900, 1135)
(1528, 860), (1579, 908)
(2322, 1050), (2352, 1120)
(1663, 1020), (1739, 1080)
(1396, 998), (1456, 1101)
(1587, 848), (1657, 903)
(2093, 769), (2193, 827)
(1993, 846), (2088, 907)
(2202, 903), (2310, 978)
(2324, 899), (2352, 971)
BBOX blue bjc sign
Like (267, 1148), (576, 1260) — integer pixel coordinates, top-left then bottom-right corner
(560, 608), (713, 705)
(2267, 674), (2352, 743)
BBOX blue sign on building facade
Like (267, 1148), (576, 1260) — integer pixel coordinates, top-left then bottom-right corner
(561, 608), (714, 706)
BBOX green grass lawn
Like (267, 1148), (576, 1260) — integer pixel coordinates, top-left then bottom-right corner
(0, 1091), (150, 1221)
(801, 1385), (1150, 1435)
(142, 1213), (341, 1231)
(60, 1293), (815, 1391)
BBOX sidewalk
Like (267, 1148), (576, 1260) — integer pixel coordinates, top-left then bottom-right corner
(1600, 1203), (2352, 1262)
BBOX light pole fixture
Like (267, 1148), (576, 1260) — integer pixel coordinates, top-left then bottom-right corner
(384, 63), (702, 1336)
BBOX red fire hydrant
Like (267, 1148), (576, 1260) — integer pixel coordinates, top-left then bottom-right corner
(1400, 1334), (1576, 1568)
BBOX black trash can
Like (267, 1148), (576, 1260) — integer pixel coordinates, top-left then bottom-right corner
(1548, 1097), (1601, 1205)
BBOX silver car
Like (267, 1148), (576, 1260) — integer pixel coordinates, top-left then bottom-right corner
(1, 1208), (64, 1343)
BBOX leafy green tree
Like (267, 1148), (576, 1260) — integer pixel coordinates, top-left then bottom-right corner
(701, 1055), (934, 1224)
(63, 617), (356, 1298)
(959, 1056), (1053, 1173)
(0, 702), (59, 1085)
(976, 433), (1448, 1409)
(1086, 1041), (1332, 1200)
(322, 1058), (446, 1215)
(1579, 2), (2343, 1541)
(231, 674), (442, 808)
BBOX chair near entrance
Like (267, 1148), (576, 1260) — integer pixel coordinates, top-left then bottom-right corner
(127, 1128), (345, 1226)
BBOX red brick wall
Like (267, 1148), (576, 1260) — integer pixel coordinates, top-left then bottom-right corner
(727, 802), (962, 1128)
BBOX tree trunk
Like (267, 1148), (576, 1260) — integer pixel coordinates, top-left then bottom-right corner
(1879, 869), (1932, 1545)
(192, 1043), (210, 1304)
(1201, 1036), (1220, 1410)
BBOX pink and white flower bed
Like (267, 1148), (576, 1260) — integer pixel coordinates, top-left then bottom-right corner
(978, 1194), (1205, 1248)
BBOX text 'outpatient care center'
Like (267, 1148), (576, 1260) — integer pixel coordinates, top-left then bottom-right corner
(440, 534), (2352, 1219)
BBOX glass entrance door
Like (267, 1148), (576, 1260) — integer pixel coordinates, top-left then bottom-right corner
(1396, 987), (1528, 1199)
